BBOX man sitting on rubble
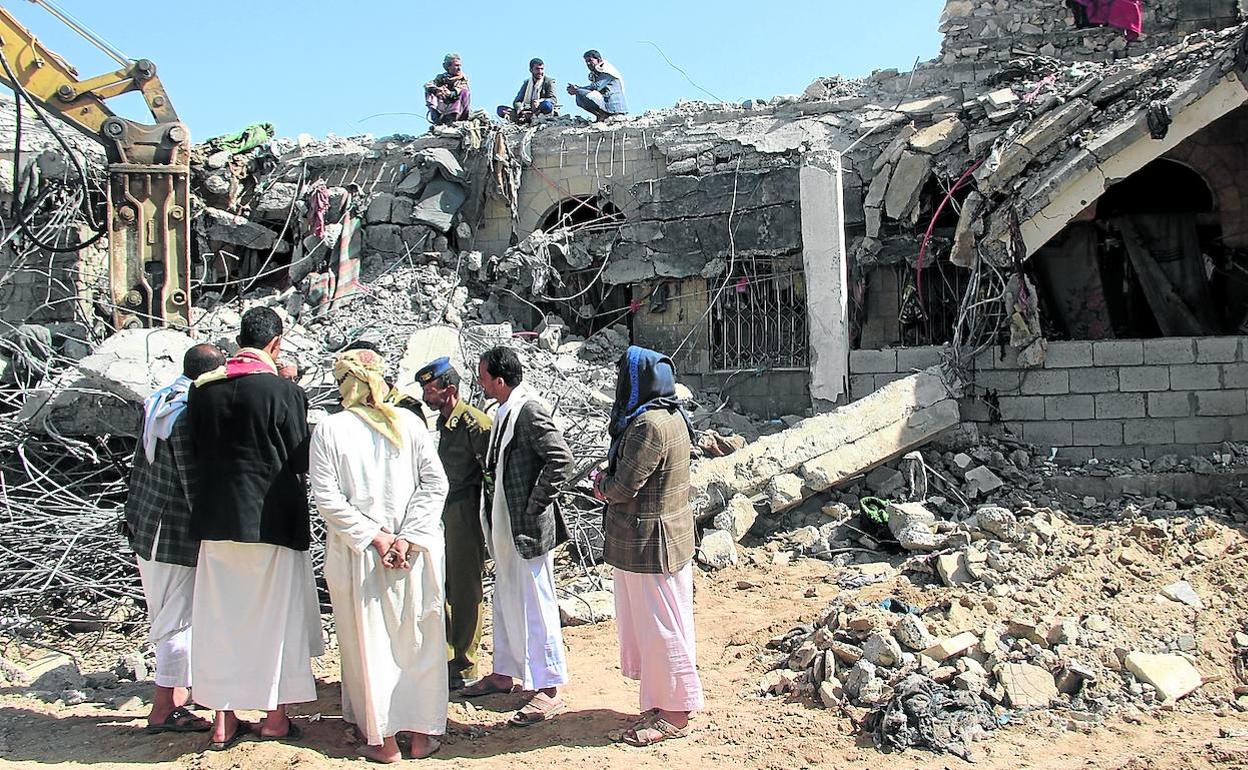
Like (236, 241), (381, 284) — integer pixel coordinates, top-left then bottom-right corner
(123, 342), (225, 735)
(566, 50), (627, 122)
(497, 58), (559, 124)
(425, 53), (471, 126)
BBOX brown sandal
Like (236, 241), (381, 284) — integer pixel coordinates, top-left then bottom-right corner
(508, 692), (567, 726)
(621, 716), (690, 746)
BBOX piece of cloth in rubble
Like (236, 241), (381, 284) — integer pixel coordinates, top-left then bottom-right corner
(309, 404), (449, 743)
(867, 673), (998, 760)
(194, 347), (278, 387)
(607, 346), (693, 472)
(334, 348), (403, 449)
(142, 375), (192, 464)
(1071, 0), (1143, 40)
(206, 122), (275, 155)
(309, 184), (331, 239)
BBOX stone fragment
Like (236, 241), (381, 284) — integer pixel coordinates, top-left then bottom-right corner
(984, 88), (1019, 109)
(864, 466), (906, 498)
(844, 660), (877, 699)
(861, 632), (903, 668)
(829, 642), (863, 664)
(964, 466), (1004, 497)
(976, 506), (1023, 541)
(557, 590), (615, 626)
(894, 614), (937, 651)
(697, 529), (739, 569)
(908, 117), (967, 155)
(818, 680), (843, 708)
(1160, 581), (1205, 610)
(884, 150), (931, 220)
(766, 473), (806, 512)
(789, 641), (819, 670)
(1046, 619), (1080, 647)
(712, 494), (758, 541)
(1124, 652), (1202, 702)
(936, 553), (973, 587)
(23, 653), (85, 691)
(998, 662), (1058, 708)
(759, 668), (797, 696)
(886, 501), (943, 551)
(1055, 662), (1097, 695)
(366, 192), (395, 224)
(924, 632), (978, 662)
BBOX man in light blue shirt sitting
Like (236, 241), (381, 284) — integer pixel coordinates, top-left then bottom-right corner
(566, 49), (627, 121)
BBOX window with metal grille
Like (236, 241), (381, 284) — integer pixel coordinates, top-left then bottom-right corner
(708, 257), (810, 370)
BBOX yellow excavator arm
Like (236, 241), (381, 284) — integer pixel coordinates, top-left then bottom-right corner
(0, 2), (191, 329)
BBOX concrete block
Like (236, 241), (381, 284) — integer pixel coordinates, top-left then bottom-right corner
(1072, 420), (1123, 446)
(1145, 444), (1195, 460)
(1232, 416), (1248, 442)
(1093, 446), (1140, 461)
(1118, 366), (1170, 392)
(1195, 337), (1241, 363)
(1022, 421), (1074, 446)
(896, 346), (945, 371)
(1093, 340), (1144, 366)
(1170, 364), (1221, 390)
(1018, 370), (1069, 395)
(998, 663), (1058, 708)
(1174, 417), (1229, 444)
(1223, 363), (1248, 388)
(1043, 341), (1093, 368)
(998, 395), (1045, 420)
(1148, 391), (1194, 418)
(959, 397), (993, 421)
(849, 374), (877, 401)
(1045, 395), (1094, 420)
(1143, 338), (1196, 365)
(1123, 419), (1175, 445)
(975, 370), (1021, 392)
(1196, 390), (1247, 416)
(924, 631), (978, 661)
(1069, 368), (1119, 393)
(1095, 393), (1146, 419)
(1059, 447), (1096, 463)
(875, 373), (907, 390)
(849, 348), (898, 374)
(1124, 652), (1202, 702)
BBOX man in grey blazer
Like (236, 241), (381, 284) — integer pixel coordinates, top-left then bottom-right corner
(461, 346), (575, 727)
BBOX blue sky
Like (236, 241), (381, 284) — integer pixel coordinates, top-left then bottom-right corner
(5, 1), (946, 141)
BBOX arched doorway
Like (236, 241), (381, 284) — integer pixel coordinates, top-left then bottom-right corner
(1030, 157), (1227, 338)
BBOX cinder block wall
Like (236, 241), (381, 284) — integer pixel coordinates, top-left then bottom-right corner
(850, 337), (1248, 461)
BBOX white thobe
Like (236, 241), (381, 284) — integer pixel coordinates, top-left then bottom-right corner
(482, 387), (569, 690)
(136, 535), (195, 689)
(309, 409), (450, 743)
(192, 539), (324, 710)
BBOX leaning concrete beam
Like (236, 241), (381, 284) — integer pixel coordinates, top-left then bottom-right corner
(690, 366), (960, 517)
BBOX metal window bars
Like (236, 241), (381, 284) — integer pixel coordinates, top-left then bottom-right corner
(708, 257), (810, 370)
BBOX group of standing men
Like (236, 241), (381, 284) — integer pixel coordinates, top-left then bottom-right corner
(425, 49), (628, 126)
(124, 305), (703, 761)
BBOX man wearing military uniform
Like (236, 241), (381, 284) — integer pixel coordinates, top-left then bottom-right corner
(415, 356), (492, 690)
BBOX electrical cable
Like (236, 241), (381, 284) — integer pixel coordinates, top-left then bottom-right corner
(0, 47), (106, 253)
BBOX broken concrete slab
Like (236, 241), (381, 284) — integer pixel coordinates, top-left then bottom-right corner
(17, 329), (195, 438)
(936, 552), (973, 587)
(199, 206), (286, 252)
(689, 367), (960, 520)
(964, 466), (1004, 497)
(412, 178), (468, 233)
(909, 117), (967, 155)
(887, 501), (944, 550)
(766, 473), (806, 512)
(997, 662), (1058, 708)
(884, 150), (931, 220)
(1125, 652), (1203, 702)
(21, 652), (85, 691)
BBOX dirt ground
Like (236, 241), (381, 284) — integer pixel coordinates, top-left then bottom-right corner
(2, 556), (1247, 770)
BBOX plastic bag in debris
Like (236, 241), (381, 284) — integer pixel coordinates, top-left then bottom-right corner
(866, 673), (998, 761)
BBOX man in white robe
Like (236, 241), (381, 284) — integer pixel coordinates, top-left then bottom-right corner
(186, 307), (323, 750)
(309, 348), (450, 762)
(461, 347), (574, 726)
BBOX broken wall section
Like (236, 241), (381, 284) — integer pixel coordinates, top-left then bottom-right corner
(940, 0), (1244, 66)
(850, 336), (1248, 461)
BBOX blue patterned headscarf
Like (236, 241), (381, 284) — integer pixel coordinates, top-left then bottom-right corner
(607, 345), (694, 470)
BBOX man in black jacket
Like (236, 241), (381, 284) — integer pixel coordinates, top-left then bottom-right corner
(186, 307), (322, 750)
(460, 346), (574, 727)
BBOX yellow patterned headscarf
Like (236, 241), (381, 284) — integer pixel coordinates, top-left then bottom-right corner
(334, 349), (403, 448)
